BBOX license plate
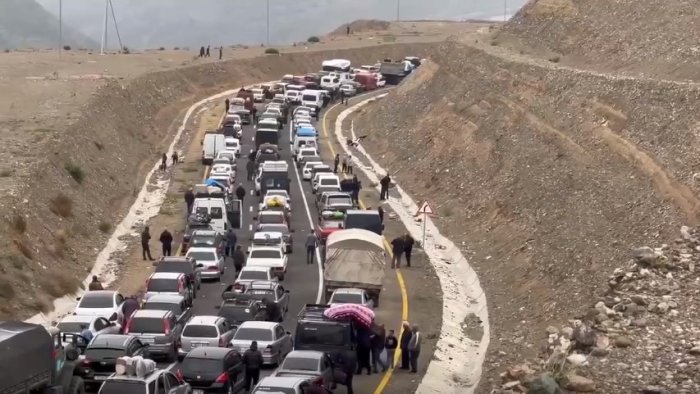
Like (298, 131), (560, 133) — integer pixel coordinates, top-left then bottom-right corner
(191, 342), (206, 348)
(193, 390), (204, 394)
(94, 376), (108, 381)
(141, 337), (154, 344)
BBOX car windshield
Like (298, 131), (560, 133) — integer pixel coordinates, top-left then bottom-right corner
(239, 270), (269, 281)
(187, 251), (216, 262)
(98, 380), (147, 394)
(301, 150), (316, 156)
(143, 302), (182, 316)
(296, 322), (349, 347)
(259, 214), (283, 224)
(250, 250), (281, 259)
(191, 234), (217, 246)
(281, 356), (320, 371)
(155, 261), (192, 274)
(219, 304), (253, 323)
(182, 358), (224, 374)
(79, 294), (112, 309)
(85, 347), (126, 360)
(57, 321), (89, 333)
(183, 324), (219, 338)
(330, 293), (362, 304)
(128, 317), (164, 334)
(147, 278), (178, 292)
(234, 328), (273, 341)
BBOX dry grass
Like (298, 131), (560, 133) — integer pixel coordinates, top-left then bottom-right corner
(0, 169), (12, 177)
(11, 213), (26, 234)
(0, 277), (15, 300)
(13, 238), (33, 260)
(37, 271), (80, 298)
(50, 194), (73, 217)
(2, 253), (27, 270)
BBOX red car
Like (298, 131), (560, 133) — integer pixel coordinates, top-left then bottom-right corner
(316, 211), (345, 244)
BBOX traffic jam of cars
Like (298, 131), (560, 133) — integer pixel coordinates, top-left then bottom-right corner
(0, 56), (423, 394)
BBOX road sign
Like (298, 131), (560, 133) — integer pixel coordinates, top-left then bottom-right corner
(415, 201), (436, 216)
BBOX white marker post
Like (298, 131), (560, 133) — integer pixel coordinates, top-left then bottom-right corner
(414, 200), (437, 248)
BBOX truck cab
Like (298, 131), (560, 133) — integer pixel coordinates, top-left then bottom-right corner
(256, 161), (290, 196)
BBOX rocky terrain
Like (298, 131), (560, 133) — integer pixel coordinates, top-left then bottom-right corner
(353, 9), (700, 390)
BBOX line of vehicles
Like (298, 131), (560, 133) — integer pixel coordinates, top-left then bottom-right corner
(0, 55), (422, 394)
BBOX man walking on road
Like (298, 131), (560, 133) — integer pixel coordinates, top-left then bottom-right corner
(225, 98), (230, 113)
(235, 184), (246, 203)
(399, 321), (413, 370)
(407, 325), (421, 373)
(351, 175), (361, 206)
(184, 187), (195, 215)
(160, 153), (167, 171)
(159, 229), (173, 257)
(306, 230), (317, 265)
(219, 45), (223, 60)
(243, 341), (264, 391)
(371, 323), (387, 373)
(141, 226), (154, 261)
(380, 174), (391, 200)
(232, 245), (245, 273)
(206, 45), (210, 57)
(390, 235), (405, 269)
(225, 228), (237, 257)
(334, 154), (340, 173)
(246, 160), (256, 181)
(403, 233), (415, 268)
(171, 151), (179, 166)
(346, 154), (354, 174)
(339, 90), (346, 105)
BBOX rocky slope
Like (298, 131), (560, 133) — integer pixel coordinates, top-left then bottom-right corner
(353, 40), (700, 392)
(0, 42), (432, 319)
(497, 0), (700, 81)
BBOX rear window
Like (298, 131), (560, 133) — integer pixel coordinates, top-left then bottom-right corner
(143, 302), (182, 316)
(296, 322), (350, 347)
(239, 270), (269, 281)
(57, 322), (88, 334)
(190, 234), (218, 247)
(281, 356), (320, 371)
(85, 347), (126, 360)
(234, 328), (273, 341)
(155, 261), (192, 274)
(98, 380), (147, 394)
(78, 295), (113, 309)
(147, 278), (178, 292)
(210, 207), (223, 219)
(328, 196), (351, 205)
(183, 324), (218, 338)
(252, 387), (295, 394)
(321, 178), (338, 186)
(249, 250), (281, 259)
(330, 292), (362, 304)
(128, 317), (164, 334)
(302, 95), (316, 102)
(188, 251), (216, 262)
(259, 215), (283, 225)
(344, 213), (381, 230)
(182, 357), (224, 374)
(245, 289), (274, 300)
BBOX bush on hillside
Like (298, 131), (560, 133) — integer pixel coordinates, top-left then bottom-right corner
(307, 36), (320, 43)
(63, 45), (71, 50)
(264, 48), (279, 55)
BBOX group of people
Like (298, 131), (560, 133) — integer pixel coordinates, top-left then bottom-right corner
(198, 45), (224, 60)
(333, 153), (354, 175)
(390, 233), (416, 268)
(140, 225), (174, 260)
(160, 151), (179, 171)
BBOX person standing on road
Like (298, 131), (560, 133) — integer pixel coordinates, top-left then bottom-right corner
(377, 206), (384, 223)
(117, 295), (140, 329)
(225, 228), (237, 257)
(333, 352), (355, 394)
(399, 321), (412, 370)
(225, 98), (230, 113)
(356, 326), (372, 375)
(322, 93), (330, 108)
(246, 160), (256, 182)
(346, 25), (351, 36)
(184, 187), (195, 215)
(351, 175), (361, 206)
(403, 233), (415, 268)
(232, 245), (245, 273)
(339, 90), (346, 105)
(88, 275), (103, 291)
(159, 229), (173, 257)
(407, 325), (421, 373)
(379, 174), (391, 200)
(371, 323), (387, 373)
(306, 230), (317, 265)
(206, 45), (210, 57)
(160, 153), (167, 171)
(346, 154), (354, 174)
(243, 341), (264, 391)
(341, 154), (348, 174)
(334, 154), (340, 173)
(199, 46), (205, 57)
(141, 226), (154, 261)
(171, 151), (179, 166)
(385, 329), (398, 369)
(219, 45), (223, 60)
(390, 235), (405, 269)
(252, 106), (258, 125)
(235, 184), (246, 203)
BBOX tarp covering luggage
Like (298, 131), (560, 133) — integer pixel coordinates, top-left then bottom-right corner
(323, 303), (375, 328)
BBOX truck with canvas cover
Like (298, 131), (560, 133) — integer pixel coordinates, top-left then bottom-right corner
(321, 59), (352, 73)
(0, 321), (85, 394)
(323, 229), (386, 306)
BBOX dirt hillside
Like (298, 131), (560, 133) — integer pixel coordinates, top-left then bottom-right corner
(497, 0), (700, 81)
(354, 40), (700, 392)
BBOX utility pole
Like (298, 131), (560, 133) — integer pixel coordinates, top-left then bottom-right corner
(266, 0), (270, 46)
(100, 0), (108, 54)
(58, 0), (63, 58)
(396, 0), (400, 21)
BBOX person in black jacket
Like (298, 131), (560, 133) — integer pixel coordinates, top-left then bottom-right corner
(159, 229), (173, 257)
(141, 226), (154, 261)
(236, 185), (246, 203)
(184, 187), (195, 215)
(243, 341), (264, 390)
(390, 236), (404, 269)
(88, 275), (103, 291)
(379, 175), (391, 200)
(232, 245), (245, 273)
(377, 206), (384, 223)
(403, 234), (415, 268)
(385, 329), (398, 369)
(246, 160), (256, 181)
(399, 322), (412, 370)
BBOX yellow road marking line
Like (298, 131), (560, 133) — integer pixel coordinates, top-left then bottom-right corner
(321, 96), (409, 393)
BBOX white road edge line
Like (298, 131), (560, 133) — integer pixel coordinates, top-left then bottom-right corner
(334, 92), (490, 394)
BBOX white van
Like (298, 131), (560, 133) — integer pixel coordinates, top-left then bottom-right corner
(293, 135), (318, 156)
(202, 133), (225, 165)
(320, 75), (341, 90)
(300, 90), (324, 112)
(192, 198), (229, 234)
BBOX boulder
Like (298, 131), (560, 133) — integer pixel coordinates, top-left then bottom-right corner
(564, 374), (596, 392)
(614, 336), (633, 348)
(573, 323), (596, 347)
(632, 246), (658, 266)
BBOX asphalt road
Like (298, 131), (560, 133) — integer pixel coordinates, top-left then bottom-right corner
(159, 102), (328, 379)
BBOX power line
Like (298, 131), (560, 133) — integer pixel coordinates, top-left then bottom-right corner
(108, 0), (124, 51)
(58, 0), (63, 58)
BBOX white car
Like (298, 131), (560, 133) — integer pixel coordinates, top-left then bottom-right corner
(234, 266), (278, 291)
(247, 231), (287, 254)
(246, 246), (288, 280)
(251, 88), (265, 102)
(215, 151), (237, 166)
(211, 162), (235, 178)
(56, 315), (121, 344)
(328, 288), (375, 308)
(285, 90), (301, 104)
(230, 321), (293, 366)
(265, 189), (291, 204)
(295, 147), (318, 162)
(302, 162), (324, 181)
(144, 272), (189, 302)
(186, 246), (225, 280)
(74, 290), (124, 320)
(293, 106), (314, 116)
(312, 174), (340, 193)
(224, 138), (241, 156)
(251, 376), (312, 393)
(339, 84), (357, 96)
(179, 315), (236, 357)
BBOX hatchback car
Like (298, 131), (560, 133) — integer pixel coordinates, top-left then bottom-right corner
(229, 321), (293, 366)
(224, 138), (241, 156)
(142, 294), (193, 325)
(256, 211), (287, 229)
(256, 224), (293, 253)
(97, 367), (189, 394)
(179, 316), (236, 359)
(272, 350), (334, 388)
(123, 309), (184, 362)
(189, 230), (225, 256)
(186, 247), (225, 281)
(154, 256), (202, 297)
(74, 290), (124, 320)
(144, 272), (191, 305)
(242, 281), (290, 320)
(315, 191), (353, 212)
(295, 147), (319, 163)
(312, 174), (340, 193)
(248, 231), (287, 255)
(79, 334), (150, 391)
(180, 347), (245, 394)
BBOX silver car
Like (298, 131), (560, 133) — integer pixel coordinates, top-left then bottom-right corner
(229, 321), (293, 366)
(251, 376), (314, 394)
(186, 247), (225, 280)
(178, 315), (236, 358)
(272, 350), (334, 387)
(123, 309), (184, 362)
(328, 288), (375, 308)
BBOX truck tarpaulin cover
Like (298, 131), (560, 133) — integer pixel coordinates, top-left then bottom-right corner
(323, 229), (386, 287)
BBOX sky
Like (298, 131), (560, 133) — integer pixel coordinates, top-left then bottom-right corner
(35, 0), (528, 49)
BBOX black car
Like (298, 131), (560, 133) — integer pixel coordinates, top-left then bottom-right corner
(216, 291), (261, 327)
(78, 334), (150, 391)
(294, 304), (357, 373)
(183, 213), (213, 252)
(180, 347), (245, 393)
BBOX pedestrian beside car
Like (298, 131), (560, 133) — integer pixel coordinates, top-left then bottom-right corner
(160, 153), (167, 171)
(351, 175), (361, 205)
(379, 175), (391, 200)
(334, 154), (340, 173)
(225, 98), (230, 113)
(88, 275), (103, 291)
(236, 184), (246, 203)
(390, 236), (405, 269)
(371, 323), (387, 373)
(159, 229), (173, 257)
(246, 160), (256, 181)
(339, 90), (346, 105)
(184, 187), (195, 215)
(226, 228), (237, 257)
(403, 234), (415, 268)
(141, 226), (154, 261)
(399, 321), (412, 370)
(385, 329), (398, 369)
(341, 154), (348, 174)
(407, 325), (421, 373)
(356, 326), (372, 375)
(232, 245), (245, 272)
(306, 230), (317, 265)
(243, 341), (264, 391)
(346, 154), (354, 175)
(377, 206), (384, 223)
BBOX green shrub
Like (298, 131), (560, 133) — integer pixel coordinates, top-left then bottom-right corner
(64, 162), (84, 184)
(307, 36), (320, 43)
(264, 48), (280, 55)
